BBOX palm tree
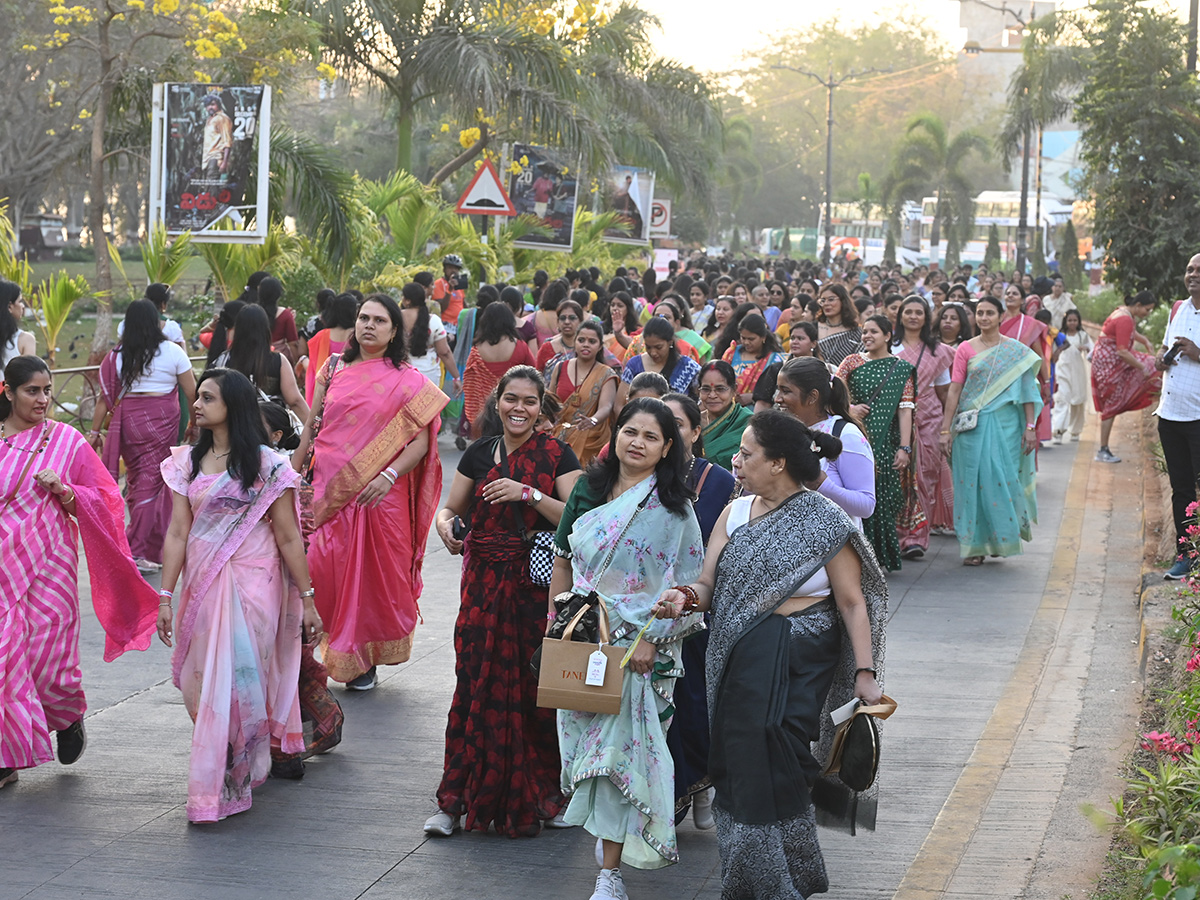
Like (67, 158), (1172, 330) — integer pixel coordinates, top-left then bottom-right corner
(998, 12), (1082, 273)
(881, 113), (988, 267)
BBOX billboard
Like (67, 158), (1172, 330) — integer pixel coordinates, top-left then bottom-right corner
(507, 143), (579, 252)
(599, 165), (654, 245)
(149, 83), (272, 242)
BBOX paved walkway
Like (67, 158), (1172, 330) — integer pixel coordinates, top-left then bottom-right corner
(1, 414), (1147, 900)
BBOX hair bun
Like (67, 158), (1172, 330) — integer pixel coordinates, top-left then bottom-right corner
(809, 428), (843, 462)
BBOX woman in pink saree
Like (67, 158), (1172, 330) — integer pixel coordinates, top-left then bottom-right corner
(999, 284), (1051, 443)
(894, 297), (954, 558)
(0, 357), (159, 789)
(158, 368), (322, 823)
(298, 295), (447, 691)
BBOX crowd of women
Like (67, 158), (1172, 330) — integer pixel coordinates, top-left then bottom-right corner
(0, 252), (1162, 899)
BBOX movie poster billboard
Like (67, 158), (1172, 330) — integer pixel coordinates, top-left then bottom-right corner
(600, 165), (654, 245)
(508, 143), (579, 252)
(149, 83), (272, 242)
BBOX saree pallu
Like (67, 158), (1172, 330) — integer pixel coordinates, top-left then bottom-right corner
(1091, 309), (1160, 420)
(1000, 314), (1052, 441)
(950, 341), (1044, 558)
(722, 348), (784, 397)
(162, 446), (305, 822)
(837, 354), (917, 571)
(308, 359), (448, 682)
(707, 491), (888, 899)
(676, 328), (713, 363)
(896, 343), (955, 552)
(437, 434), (570, 836)
(553, 364), (618, 465)
(817, 328), (862, 368)
(1, 422), (158, 769)
(100, 351), (179, 563)
(701, 402), (753, 472)
(558, 476), (704, 869)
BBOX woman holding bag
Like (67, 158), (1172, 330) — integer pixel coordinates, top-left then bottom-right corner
(550, 397), (704, 900)
(427, 366), (582, 838)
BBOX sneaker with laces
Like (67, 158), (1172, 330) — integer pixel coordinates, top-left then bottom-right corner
(423, 810), (461, 836)
(1095, 447), (1122, 464)
(346, 667), (377, 691)
(57, 719), (86, 765)
(588, 868), (628, 900)
(1165, 556), (1196, 580)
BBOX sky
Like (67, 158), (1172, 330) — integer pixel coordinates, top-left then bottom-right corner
(636, 0), (967, 73)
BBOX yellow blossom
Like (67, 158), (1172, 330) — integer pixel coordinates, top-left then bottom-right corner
(440, 123), (450, 133)
(77, 108), (92, 119)
(459, 127), (481, 149)
(316, 62), (337, 81)
(152, 0), (179, 14)
(192, 38), (221, 59)
(22, 44), (38, 52)
(193, 70), (211, 83)
(126, 0), (145, 9)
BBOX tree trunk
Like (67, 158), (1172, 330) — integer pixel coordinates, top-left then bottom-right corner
(88, 23), (114, 365)
(430, 124), (490, 187)
(396, 106), (414, 175)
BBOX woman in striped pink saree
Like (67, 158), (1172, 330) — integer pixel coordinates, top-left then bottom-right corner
(0, 357), (159, 789)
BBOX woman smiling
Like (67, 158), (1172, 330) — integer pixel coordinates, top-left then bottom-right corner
(697, 361), (753, 472)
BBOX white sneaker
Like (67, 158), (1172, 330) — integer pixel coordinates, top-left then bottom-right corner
(545, 811), (575, 829)
(588, 868), (628, 900)
(692, 787), (715, 830)
(422, 810), (461, 836)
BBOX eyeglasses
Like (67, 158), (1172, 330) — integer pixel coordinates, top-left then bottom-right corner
(558, 314), (579, 322)
(699, 384), (732, 394)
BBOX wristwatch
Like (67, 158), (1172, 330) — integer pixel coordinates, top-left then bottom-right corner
(899, 445), (911, 454)
(528, 488), (544, 507)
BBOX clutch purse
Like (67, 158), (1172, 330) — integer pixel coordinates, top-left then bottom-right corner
(951, 409), (978, 433)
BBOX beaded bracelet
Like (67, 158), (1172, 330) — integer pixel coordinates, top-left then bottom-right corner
(675, 584), (700, 612)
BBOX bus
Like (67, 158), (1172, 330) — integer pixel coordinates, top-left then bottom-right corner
(758, 201), (924, 264)
(918, 191), (1074, 266)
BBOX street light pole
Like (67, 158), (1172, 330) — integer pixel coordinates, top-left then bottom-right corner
(774, 63), (886, 270)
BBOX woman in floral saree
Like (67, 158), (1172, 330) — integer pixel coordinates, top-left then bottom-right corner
(940, 296), (1044, 565)
(159, 368), (322, 823)
(298, 295), (448, 690)
(654, 411), (887, 900)
(551, 398), (704, 900)
(835, 315), (916, 571)
(1, 357), (159, 790)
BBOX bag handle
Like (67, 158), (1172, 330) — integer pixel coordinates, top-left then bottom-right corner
(558, 595), (611, 645)
(853, 693), (898, 720)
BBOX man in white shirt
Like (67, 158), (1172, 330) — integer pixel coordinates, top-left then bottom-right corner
(1156, 251), (1200, 578)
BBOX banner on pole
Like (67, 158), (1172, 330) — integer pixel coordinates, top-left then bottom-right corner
(599, 165), (654, 245)
(508, 143), (579, 252)
(149, 83), (271, 243)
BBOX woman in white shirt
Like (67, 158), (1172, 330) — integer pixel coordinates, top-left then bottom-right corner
(0, 280), (36, 367)
(90, 299), (197, 572)
(401, 283), (460, 393)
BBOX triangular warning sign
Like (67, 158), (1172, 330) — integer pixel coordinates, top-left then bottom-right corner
(455, 160), (517, 216)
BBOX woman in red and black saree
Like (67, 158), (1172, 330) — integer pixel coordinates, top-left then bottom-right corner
(298, 295), (448, 691)
(0, 357), (159, 790)
(158, 368), (322, 823)
(426, 365), (582, 837)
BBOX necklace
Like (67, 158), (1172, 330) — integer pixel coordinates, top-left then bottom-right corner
(0, 420), (50, 454)
(210, 447), (231, 460)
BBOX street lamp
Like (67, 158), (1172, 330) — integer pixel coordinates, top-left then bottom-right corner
(773, 63), (886, 269)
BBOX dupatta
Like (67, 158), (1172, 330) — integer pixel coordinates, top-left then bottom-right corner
(311, 358), (447, 530)
(960, 338), (1043, 415)
(701, 402), (753, 471)
(553, 361), (618, 463)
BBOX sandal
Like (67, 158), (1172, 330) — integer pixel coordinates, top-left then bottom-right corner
(963, 556), (984, 567)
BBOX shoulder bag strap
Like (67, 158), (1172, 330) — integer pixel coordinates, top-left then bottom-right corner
(0, 425), (49, 512)
(832, 417), (848, 439)
(694, 460), (712, 494)
(864, 356), (901, 407)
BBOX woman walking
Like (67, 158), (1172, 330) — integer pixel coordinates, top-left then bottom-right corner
(401, 282), (460, 394)
(653, 410), (886, 900)
(0, 357), (159, 790)
(835, 316), (916, 570)
(462, 303), (538, 440)
(617, 317), (701, 405)
(697, 361), (753, 471)
(0, 280), (35, 366)
(816, 283), (862, 367)
(304, 292), (357, 404)
(999, 283), (1051, 444)
(893, 297), (954, 560)
(218, 304), (310, 424)
(1090, 291), (1161, 462)
(603, 291), (642, 362)
(550, 321), (618, 465)
(1051, 309), (1092, 444)
(298, 295), (447, 689)
(428, 366), (582, 837)
(91, 299), (197, 572)
(552, 398), (704, 898)
(536, 296), (585, 374)
(939, 295), (1044, 565)
(721, 313), (785, 406)
(158, 368), (322, 822)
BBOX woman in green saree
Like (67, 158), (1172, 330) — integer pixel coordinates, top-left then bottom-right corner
(834, 315), (916, 571)
(939, 295), (1043, 565)
(698, 361), (753, 472)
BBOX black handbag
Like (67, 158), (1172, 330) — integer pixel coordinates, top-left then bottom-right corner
(822, 695), (897, 792)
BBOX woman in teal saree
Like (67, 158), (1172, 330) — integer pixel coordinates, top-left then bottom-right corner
(939, 295), (1043, 565)
(834, 315), (916, 571)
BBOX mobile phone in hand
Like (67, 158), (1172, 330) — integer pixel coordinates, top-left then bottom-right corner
(1164, 342), (1184, 366)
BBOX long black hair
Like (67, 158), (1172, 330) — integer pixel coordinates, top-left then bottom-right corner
(259, 400), (301, 451)
(935, 303), (973, 345)
(604, 291), (640, 335)
(642, 316), (680, 380)
(255, 276), (283, 329)
(475, 302), (520, 345)
(206, 300), (245, 368)
(747, 409), (842, 484)
(703, 296), (736, 340)
(778, 356), (859, 425)
(190, 369), (269, 491)
(663, 391), (705, 459)
(737, 312), (782, 357)
(342, 294), (409, 367)
(325, 292), (358, 330)
(402, 282), (432, 358)
(540, 279), (568, 311)
(585, 396), (692, 516)
(712, 301), (759, 360)
(227, 303), (275, 387)
(0, 355), (50, 420)
(0, 280), (22, 352)
(895, 296), (938, 352)
(119, 299), (168, 394)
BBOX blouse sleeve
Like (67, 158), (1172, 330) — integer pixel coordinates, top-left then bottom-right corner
(1108, 311), (1133, 346)
(951, 342), (974, 384)
(899, 369), (916, 408)
(160, 446), (192, 496)
(620, 356), (642, 384)
(817, 425), (876, 520)
(281, 309), (299, 343)
(554, 479), (594, 556)
(429, 316), (447, 344)
(163, 341), (192, 377)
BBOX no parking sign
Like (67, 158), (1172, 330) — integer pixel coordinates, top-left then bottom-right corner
(649, 199), (671, 237)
